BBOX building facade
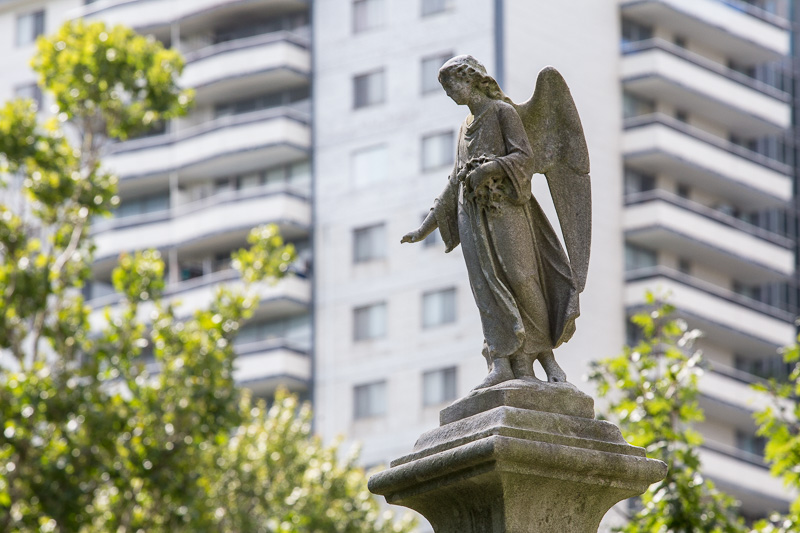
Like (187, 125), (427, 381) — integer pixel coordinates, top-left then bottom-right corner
(0, 0), (795, 525)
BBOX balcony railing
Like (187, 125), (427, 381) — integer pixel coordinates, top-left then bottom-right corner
(626, 265), (796, 321)
(184, 29), (309, 63)
(715, 0), (791, 27)
(622, 38), (790, 100)
(92, 184), (309, 235)
(701, 438), (768, 469)
(108, 105), (310, 156)
(624, 113), (792, 175)
(625, 189), (793, 247)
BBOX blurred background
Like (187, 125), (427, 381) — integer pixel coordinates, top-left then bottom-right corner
(0, 0), (796, 527)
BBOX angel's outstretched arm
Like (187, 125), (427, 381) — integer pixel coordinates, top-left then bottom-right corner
(401, 209), (438, 244)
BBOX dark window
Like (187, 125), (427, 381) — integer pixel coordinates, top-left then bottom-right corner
(354, 70), (385, 108)
(353, 224), (386, 263)
(16, 10), (44, 47)
(354, 381), (387, 419)
(353, 302), (387, 341)
(422, 0), (449, 17)
(423, 367), (457, 405)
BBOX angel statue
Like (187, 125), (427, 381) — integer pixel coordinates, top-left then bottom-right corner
(401, 55), (591, 390)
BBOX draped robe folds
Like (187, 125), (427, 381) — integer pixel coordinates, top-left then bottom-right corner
(432, 99), (580, 359)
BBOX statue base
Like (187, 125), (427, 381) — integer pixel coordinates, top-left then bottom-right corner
(368, 381), (667, 533)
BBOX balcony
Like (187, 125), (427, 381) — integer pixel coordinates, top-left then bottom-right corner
(104, 107), (310, 183)
(623, 114), (792, 207)
(699, 367), (775, 418)
(624, 190), (794, 282)
(622, 40), (790, 136)
(234, 342), (311, 397)
(92, 186), (310, 263)
(619, 0), (790, 63)
(76, 0), (309, 33)
(89, 270), (311, 331)
(183, 31), (310, 105)
(700, 442), (791, 515)
(625, 267), (796, 356)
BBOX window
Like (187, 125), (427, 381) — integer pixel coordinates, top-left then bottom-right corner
(623, 169), (655, 196)
(735, 430), (766, 458)
(422, 0), (449, 16)
(353, 0), (384, 33)
(16, 11), (45, 47)
(235, 314), (312, 352)
(421, 52), (451, 93)
(620, 18), (652, 47)
(421, 131), (454, 171)
(354, 70), (385, 109)
(353, 223), (386, 263)
(354, 381), (387, 419)
(422, 288), (456, 328)
(624, 243), (656, 271)
(354, 302), (387, 341)
(676, 183), (690, 199)
(677, 258), (691, 275)
(238, 172), (263, 190)
(622, 92), (654, 119)
(115, 193), (170, 219)
(352, 145), (388, 186)
(422, 212), (443, 248)
(423, 367), (457, 406)
(14, 83), (42, 109)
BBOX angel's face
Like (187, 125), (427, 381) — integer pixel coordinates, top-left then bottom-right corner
(440, 74), (472, 106)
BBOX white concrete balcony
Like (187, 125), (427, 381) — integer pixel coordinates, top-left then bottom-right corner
(624, 190), (794, 283)
(89, 271), (311, 329)
(622, 40), (791, 136)
(619, 0), (790, 63)
(623, 114), (792, 208)
(75, 0), (309, 32)
(105, 108), (310, 183)
(234, 342), (311, 397)
(183, 31), (310, 105)
(625, 267), (796, 356)
(700, 442), (791, 515)
(92, 186), (310, 262)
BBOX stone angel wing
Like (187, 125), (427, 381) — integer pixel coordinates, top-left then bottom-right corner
(513, 66), (591, 293)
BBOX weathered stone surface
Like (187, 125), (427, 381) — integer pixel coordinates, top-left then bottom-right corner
(369, 385), (667, 532)
(400, 56), (591, 388)
(440, 378), (595, 424)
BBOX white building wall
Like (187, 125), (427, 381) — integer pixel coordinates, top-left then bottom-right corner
(504, 0), (625, 388)
(313, 0), (498, 466)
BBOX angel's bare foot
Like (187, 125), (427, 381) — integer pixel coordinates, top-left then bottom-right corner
(474, 358), (514, 390)
(511, 352), (536, 380)
(538, 351), (567, 383)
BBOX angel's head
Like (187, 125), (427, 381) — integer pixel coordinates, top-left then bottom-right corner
(438, 55), (511, 105)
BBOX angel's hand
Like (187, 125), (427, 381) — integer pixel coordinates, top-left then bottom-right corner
(401, 230), (423, 244)
(468, 162), (499, 190)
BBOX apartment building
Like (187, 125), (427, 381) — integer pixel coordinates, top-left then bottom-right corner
(0, 0), (795, 524)
(620, 0), (796, 517)
(0, 0), (314, 399)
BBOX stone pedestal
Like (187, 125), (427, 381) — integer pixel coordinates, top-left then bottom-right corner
(368, 380), (667, 532)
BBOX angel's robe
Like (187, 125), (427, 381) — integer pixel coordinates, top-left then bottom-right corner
(432, 99), (580, 359)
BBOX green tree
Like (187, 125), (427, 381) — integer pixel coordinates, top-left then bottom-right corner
(0, 20), (414, 533)
(589, 292), (746, 533)
(752, 338), (800, 532)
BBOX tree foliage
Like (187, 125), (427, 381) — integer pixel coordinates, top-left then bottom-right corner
(751, 338), (800, 532)
(589, 292), (746, 533)
(0, 20), (414, 533)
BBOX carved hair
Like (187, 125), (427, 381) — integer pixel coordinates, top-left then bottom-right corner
(438, 55), (512, 104)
